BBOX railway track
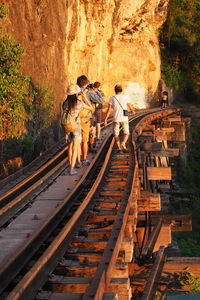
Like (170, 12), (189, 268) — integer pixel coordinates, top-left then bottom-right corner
(0, 108), (184, 300)
(0, 117), (115, 228)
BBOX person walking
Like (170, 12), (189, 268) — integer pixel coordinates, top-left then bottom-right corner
(62, 84), (93, 175)
(87, 82), (104, 140)
(161, 91), (168, 109)
(76, 75), (94, 166)
(104, 84), (134, 152)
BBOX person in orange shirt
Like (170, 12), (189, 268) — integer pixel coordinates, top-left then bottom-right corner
(76, 75), (94, 166)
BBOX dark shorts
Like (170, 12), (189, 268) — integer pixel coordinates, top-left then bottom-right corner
(161, 100), (167, 104)
(95, 108), (102, 123)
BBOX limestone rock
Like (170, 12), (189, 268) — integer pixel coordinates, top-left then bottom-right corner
(4, 0), (169, 108)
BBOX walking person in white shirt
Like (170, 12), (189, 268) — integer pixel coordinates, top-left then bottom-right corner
(104, 84), (134, 152)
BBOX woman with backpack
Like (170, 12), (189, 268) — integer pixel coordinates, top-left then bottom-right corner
(62, 85), (93, 175)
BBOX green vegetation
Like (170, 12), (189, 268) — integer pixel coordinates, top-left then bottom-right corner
(0, 11), (30, 140)
(173, 121), (200, 256)
(178, 269), (200, 293)
(0, 3), (55, 177)
(160, 0), (200, 102)
(154, 294), (167, 300)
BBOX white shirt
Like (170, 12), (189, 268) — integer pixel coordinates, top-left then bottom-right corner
(109, 94), (129, 122)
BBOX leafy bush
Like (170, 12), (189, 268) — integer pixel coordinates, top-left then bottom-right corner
(0, 29), (30, 140)
(178, 269), (200, 293)
(173, 121), (200, 257)
(0, 3), (8, 19)
(160, 0), (200, 99)
(161, 60), (185, 90)
(0, 3), (55, 176)
(26, 82), (55, 139)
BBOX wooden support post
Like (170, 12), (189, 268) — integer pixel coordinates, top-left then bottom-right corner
(164, 115), (181, 122)
(141, 246), (166, 300)
(107, 278), (132, 300)
(160, 157), (168, 167)
(147, 167), (171, 180)
(141, 219), (163, 257)
(141, 142), (163, 151)
(138, 192), (161, 211)
(170, 122), (186, 142)
(153, 148), (179, 157)
(120, 238), (134, 262)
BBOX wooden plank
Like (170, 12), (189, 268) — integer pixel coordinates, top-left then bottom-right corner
(141, 142), (163, 151)
(107, 278), (131, 300)
(155, 135), (169, 141)
(169, 122), (186, 142)
(49, 293), (118, 300)
(120, 238), (134, 262)
(138, 213), (192, 232)
(165, 116), (181, 122)
(138, 193), (161, 211)
(153, 225), (171, 252)
(159, 127), (175, 133)
(143, 124), (156, 131)
(153, 148), (179, 157)
(147, 167), (171, 180)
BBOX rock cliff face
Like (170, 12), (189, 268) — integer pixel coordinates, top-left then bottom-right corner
(4, 0), (169, 108)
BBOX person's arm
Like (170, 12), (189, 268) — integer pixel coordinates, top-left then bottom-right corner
(104, 104), (112, 127)
(80, 91), (93, 109)
(127, 103), (135, 113)
(83, 103), (94, 111)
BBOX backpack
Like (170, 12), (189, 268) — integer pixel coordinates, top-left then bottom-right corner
(61, 110), (79, 134)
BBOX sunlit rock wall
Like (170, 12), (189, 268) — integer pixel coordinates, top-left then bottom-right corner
(5, 0), (169, 108)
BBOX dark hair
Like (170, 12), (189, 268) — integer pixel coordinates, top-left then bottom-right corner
(87, 83), (94, 89)
(76, 75), (89, 88)
(94, 81), (101, 88)
(114, 84), (122, 93)
(63, 94), (78, 111)
(163, 91), (168, 96)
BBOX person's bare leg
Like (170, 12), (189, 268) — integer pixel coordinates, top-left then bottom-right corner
(96, 123), (101, 139)
(68, 143), (72, 165)
(114, 135), (121, 149)
(77, 140), (81, 164)
(121, 134), (129, 146)
(82, 141), (88, 161)
(71, 139), (79, 170)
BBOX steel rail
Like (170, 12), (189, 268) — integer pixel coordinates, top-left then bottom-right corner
(0, 156), (68, 226)
(0, 115), (113, 203)
(5, 112), (146, 300)
(5, 136), (116, 300)
(1, 110), (162, 299)
(0, 145), (68, 203)
(0, 118), (115, 226)
(0, 122), (114, 294)
(83, 134), (137, 300)
(0, 137), (67, 191)
(0, 114), (140, 293)
(135, 108), (180, 135)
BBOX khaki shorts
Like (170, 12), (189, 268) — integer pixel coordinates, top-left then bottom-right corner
(81, 119), (90, 142)
(113, 121), (129, 136)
